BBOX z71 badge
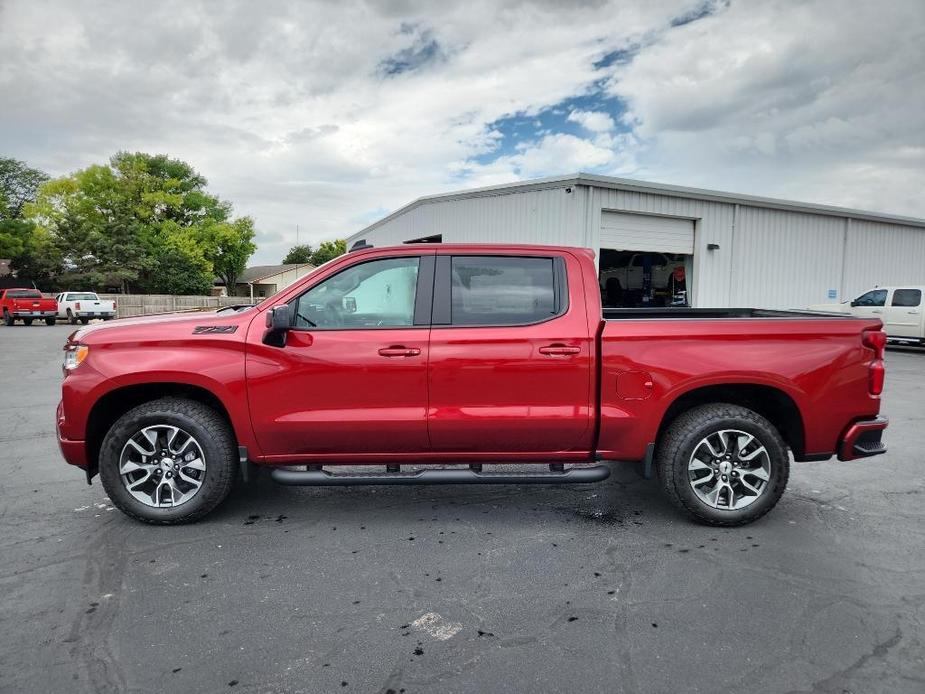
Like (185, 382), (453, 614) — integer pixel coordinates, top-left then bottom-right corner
(192, 325), (238, 334)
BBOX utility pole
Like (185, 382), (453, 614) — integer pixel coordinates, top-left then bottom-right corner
(296, 224), (300, 245)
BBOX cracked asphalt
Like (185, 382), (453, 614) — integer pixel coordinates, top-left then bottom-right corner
(1, 323), (923, 694)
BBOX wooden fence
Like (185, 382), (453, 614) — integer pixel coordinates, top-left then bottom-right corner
(98, 294), (255, 318)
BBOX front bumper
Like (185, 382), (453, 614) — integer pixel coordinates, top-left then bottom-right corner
(838, 416), (888, 461)
(56, 400), (88, 470)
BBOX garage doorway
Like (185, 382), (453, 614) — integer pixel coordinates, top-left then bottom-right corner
(598, 211), (694, 308)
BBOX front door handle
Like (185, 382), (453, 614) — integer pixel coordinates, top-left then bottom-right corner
(872, 309), (883, 314)
(378, 346), (421, 357)
(539, 344), (581, 356)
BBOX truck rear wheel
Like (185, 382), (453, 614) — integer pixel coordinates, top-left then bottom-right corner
(655, 403), (789, 526)
(2, 310), (11, 326)
(99, 397), (237, 524)
(45, 316), (56, 326)
(67, 309), (77, 325)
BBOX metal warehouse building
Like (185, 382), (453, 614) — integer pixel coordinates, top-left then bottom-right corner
(347, 173), (925, 310)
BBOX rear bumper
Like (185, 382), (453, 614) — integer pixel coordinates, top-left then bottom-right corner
(74, 311), (115, 317)
(12, 310), (55, 317)
(838, 416), (888, 461)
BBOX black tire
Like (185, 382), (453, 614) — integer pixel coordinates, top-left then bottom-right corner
(3, 311), (13, 326)
(45, 316), (56, 326)
(23, 317), (33, 326)
(79, 317), (90, 325)
(99, 397), (237, 524)
(67, 309), (77, 325)
(655, 403), (789, 526)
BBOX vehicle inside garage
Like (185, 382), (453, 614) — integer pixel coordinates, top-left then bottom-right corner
(597, 211), (694, 308)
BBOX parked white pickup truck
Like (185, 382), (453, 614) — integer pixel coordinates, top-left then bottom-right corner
(55, 292), (117, 324)
(808, 286), (924, 345)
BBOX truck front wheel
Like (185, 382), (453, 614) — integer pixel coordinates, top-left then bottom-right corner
(99, 397), (237, 524)
(655, 403), (789, 526)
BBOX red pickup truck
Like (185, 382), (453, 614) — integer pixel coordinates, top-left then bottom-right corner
(57, 244), (888, 526)
(2, 288), (58, 326)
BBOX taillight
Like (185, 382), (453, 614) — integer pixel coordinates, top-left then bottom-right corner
(113, 300), (117, 309)
(75, 302), (81, 310)
(863, 329), (887, 395)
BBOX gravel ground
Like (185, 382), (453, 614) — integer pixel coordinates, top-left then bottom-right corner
(1, 322), (923, 694)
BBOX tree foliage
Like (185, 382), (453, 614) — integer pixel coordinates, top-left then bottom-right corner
(23, 152), (256, 293)
(0, 157), (48, 261)
(282, 243), (313, 264)
(310, 239), (347, 266)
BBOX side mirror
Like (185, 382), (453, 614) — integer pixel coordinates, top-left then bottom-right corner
(263, 304), (290, 346)
(850, 300), (860, 307)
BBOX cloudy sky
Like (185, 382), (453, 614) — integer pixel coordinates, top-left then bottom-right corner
(1, 0), (923, 264)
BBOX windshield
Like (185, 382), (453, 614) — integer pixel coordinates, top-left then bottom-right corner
(7, 289), (42, 298)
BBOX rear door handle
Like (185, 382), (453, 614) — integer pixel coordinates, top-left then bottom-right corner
(378, 346), (421, 357)
(539, 344), (581, 356)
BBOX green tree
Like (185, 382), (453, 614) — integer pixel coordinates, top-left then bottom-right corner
(25, 152), (256, 294)
(0, 157), (49, 219)
(282, 243), (313, 264)
(198, 217), (257, 291)
(310, 239), (347, 266)
(0, 157), (48, 263)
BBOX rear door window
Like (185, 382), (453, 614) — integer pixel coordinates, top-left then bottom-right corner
(449, 256), (560, 326)
(891, 289), (922, 307)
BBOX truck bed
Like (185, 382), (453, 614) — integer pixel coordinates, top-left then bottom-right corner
(603, 307), (857, 320)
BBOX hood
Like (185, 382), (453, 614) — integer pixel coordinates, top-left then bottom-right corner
(805, 302), (851, 314)
(70, 307), (257, 343)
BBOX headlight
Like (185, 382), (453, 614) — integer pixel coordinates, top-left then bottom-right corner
(63, 344), (89, 372)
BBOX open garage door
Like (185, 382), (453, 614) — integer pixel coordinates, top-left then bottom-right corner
(600, 211), (694, 254)
(599, 212), (694, 308)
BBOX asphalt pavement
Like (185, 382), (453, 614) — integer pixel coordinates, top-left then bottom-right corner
(1, 322), (923, 694)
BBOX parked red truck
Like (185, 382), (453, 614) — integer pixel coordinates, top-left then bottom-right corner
(2, 288), (58, 326)
(57, 244), (888, 526)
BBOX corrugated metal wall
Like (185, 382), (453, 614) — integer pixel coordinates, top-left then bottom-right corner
(353, 182), (925, 310)
(352, 185), (586, 248)
(730, 206), (846, 309)
(843, 220), (925, 300)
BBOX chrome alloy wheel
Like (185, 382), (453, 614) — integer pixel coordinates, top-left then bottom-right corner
(119, 425), (207, 508)
(688, 429), (771, 510)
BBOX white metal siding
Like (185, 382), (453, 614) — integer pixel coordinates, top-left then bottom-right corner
(843, 220), (925, 300)
(349, 186), (586, 249)
(730, 206), (846, 309)
(353, 179), (925, 311)
(600, 211), (694, 254)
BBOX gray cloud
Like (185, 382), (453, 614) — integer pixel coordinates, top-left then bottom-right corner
(1, 0), (922, 265)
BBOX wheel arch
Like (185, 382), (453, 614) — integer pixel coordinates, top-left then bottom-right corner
(85, 383), (236, 479)
(656, 383), (806, 459)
